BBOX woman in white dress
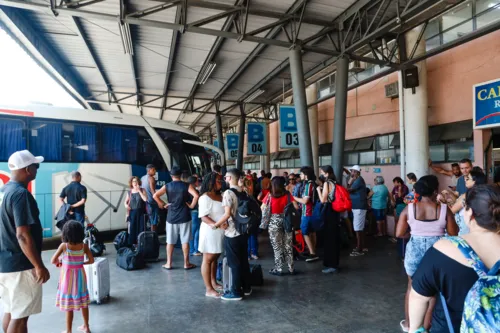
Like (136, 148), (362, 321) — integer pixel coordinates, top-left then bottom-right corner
(198, 172), (226, 298)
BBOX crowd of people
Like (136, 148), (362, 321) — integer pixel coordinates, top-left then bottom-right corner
(1, 149), (499, 333)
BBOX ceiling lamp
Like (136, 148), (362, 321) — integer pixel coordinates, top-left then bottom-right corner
(118, 22), (134, 55)
(243, 89), (265, 103)
(199, 62), (217, 85)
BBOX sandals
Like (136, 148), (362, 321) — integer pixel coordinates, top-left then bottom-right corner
(184, 263), (197, 270)
(400, 320), (409, 332)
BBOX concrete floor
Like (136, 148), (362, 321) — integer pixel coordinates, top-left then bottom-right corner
(2, 235), (408, 333)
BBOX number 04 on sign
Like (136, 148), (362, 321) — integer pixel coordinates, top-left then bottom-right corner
(247, 123), (267, 155)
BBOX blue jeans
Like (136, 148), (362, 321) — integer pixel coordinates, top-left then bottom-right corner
(73, 211), (85, 225)
(147, 203), (159, 225)
(247, 230), (259, 257)
(189, 211), (201, 254)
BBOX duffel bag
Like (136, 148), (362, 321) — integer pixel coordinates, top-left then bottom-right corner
(116, 247), (145, 271)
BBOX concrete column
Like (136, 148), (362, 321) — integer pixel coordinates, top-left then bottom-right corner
(289, 47), (313, 167)
(237, 105), (245, 170)
(306, 85), (319, 174)
(215, 111), (226, 170)
(260, 123), (271, 171)
(403, 26), (429, 179)
(331, 57), (349, 180)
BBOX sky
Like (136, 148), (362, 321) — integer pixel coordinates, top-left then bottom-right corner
(0, 28), (82, 109)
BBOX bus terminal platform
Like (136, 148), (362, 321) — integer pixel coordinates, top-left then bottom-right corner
(2, 236), (407, 333)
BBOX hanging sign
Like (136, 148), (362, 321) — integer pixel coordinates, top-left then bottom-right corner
(226, 134), (239, 160)
(247, 123), (267, 155)
(474, 78), (500, 129)
(279, 105), (299, 149)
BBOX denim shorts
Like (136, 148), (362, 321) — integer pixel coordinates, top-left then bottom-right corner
(404, 235), (442, 276)
(300, 216), (314, 236)
(147, 203), (159, 226)
(372, 209), (386, 221)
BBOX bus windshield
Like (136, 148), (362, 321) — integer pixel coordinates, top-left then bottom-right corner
(155, 128), (211, 175)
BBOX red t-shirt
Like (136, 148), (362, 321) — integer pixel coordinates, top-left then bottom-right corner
(263, 193), (295, 214)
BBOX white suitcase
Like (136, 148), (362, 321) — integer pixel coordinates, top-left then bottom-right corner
(84, 257), (110, 304)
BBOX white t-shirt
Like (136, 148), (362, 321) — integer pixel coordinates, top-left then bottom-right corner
(451, 175), (458, 187)
(198, 195), (225, 221)
(221, 186), (242, 238)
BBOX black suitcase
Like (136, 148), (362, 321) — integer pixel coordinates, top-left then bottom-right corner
(137, 215), (160, 262)
(116, 247), (145, 271)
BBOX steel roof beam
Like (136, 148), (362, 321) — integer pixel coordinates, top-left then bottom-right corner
(127, 0), (180, 19)
(121, 0), (141, 114)
(151, 0), (332, 27)
(0, 6), (96, 110)
(188, 7), (240, 28)
(186, 0), (244, 128)
(62, 0), (104, 10)
(0, 1), (350, 58)
(70, 17), (122, 112)
(160, 3), (182, 120)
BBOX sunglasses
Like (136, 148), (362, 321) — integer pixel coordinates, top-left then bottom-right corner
(28, 163), (40, 170)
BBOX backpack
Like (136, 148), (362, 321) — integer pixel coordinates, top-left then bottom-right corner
(113, 231), (128, 251)
(116, 247), (145, 271)
(441, 236), (500, 333)
(84, 224), (106, 257)
(283, 193), (300, 233)
(331, 183), (352, 213)
(229, 189), (262, 235)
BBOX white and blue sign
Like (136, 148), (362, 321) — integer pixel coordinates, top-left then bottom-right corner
(247, 123), (267, 155)
(279, 105), (299, 149)
(473, 78), (500, 129)
(226, 134), (239, 160)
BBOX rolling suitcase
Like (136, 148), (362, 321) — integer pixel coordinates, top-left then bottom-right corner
(84, 257), (110, 304)
(222, 257), (232, 293)
(137, 215), (160, 262)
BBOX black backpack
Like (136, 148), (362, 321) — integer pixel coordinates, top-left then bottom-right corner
(283, 193), (300, 233)
(116, 247), (145, 271)
(84, 225), (106, 257)
(229, 189), (262, 234)
(113, 231), (128, 251)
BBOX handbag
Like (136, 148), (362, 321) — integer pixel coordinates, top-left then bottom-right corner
(283, 193), (299, 233)
(259, 194), (271, 229)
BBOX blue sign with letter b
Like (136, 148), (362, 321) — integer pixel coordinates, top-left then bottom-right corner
(247, 123), (267, 155)
(226, 134), (239, 160)
(279, 105), (299, 149)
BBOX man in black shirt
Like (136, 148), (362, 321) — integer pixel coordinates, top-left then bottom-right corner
(60, 171), (87, 225)
(0, 150), (50, 332)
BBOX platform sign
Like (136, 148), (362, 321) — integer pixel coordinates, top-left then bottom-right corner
(279, 105), (299, 149)
(247, 123), (267, 155)
(226, 134), (239, 160)
(473, 78), (500, 129)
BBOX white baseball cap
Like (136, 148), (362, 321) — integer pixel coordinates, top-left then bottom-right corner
(350, 165), (361, 172)
(8, 150), (44, 171)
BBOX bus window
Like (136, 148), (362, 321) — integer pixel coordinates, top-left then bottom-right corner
(102, 126), (138, 163)
(30, 120), (63, 161)
(0, 117), (26, 160)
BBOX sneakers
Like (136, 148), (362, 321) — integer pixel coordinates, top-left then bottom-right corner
(221, 292), (243, 301)
(244, 288), (253, 296)
(250, 254), (259, 260)
(322, 267), (338, 274)
(350, 249), (365, 257)
(305, 254), (320, 262)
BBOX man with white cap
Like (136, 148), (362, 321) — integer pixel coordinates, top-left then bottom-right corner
(0, 150), (50, 333)
(347, 165), (368, 257)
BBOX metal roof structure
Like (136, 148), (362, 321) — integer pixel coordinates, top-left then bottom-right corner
(0, 0), (468, 138)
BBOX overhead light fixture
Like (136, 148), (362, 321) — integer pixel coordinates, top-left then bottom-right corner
(243, 89), (265, 103)
(118, 22), (134, 55)
(199, 62), (216, 85)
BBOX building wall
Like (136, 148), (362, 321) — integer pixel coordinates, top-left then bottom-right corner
(261, 30), (500, 190)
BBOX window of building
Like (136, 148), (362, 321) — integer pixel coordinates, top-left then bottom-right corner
(476, 0), (500, 28)
(442, 1), (473, 43)
(0, 117), (26, 160)
(320, 156), (331, 166)
(447, 142), (474, 161)
(377, 149), (397, 165)
(429, 144), (446, 162)
(344, 152), (358, 166)
(359, 151), (376, 165)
